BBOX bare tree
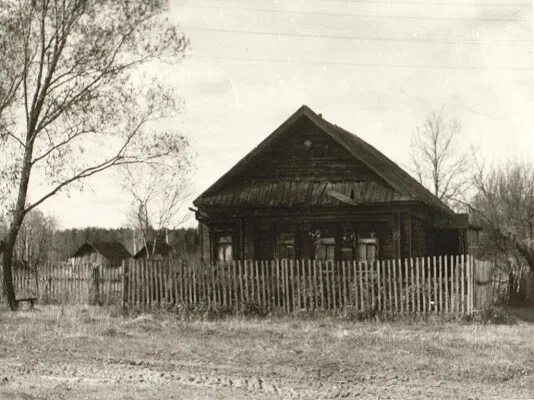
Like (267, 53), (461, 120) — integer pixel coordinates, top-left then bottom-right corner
(410, 109), (471, 209)
(470, 161), (534, 272)
(14, 209), (57, 271)
(0, 0), (189, 309)
(123, 146), (192, 259)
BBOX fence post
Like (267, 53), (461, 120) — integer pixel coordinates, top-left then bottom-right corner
(121, 260), (126, 310)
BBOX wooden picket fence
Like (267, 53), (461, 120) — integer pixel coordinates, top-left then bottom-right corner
(123, 255), (476, 315)
(0, 262), (123, 305)
(1, 255), (481, 315)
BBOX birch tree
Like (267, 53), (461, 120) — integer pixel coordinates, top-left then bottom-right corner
(0, 0), (189, 309)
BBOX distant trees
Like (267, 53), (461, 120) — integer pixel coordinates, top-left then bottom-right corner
(13, 209), (57, 271)
(470, 161), (534, 273)
(0, 0), (189, 309)
(410, 109), (472, 209)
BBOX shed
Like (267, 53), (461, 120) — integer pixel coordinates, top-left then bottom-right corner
(133, 241), (175, 260)
(70, 241), (131, 267)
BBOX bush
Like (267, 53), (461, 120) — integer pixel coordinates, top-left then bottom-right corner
(474, 305), (516, 325)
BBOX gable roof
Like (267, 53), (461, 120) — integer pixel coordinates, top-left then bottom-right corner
(71, 241), (131, 261)
(194, 105), (453, 215)
(133, 241), (174, 260)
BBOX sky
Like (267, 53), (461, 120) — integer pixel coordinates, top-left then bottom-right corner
(37, 0), (533, 229)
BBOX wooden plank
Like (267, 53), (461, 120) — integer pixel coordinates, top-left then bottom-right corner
(396, 260), (401, 314)
(416, 257), (421, 316)
(121, 262), (126, 309)
(230, 261), (234, 310)
(386, 259), (392, 313)
(266, 260), (271, 311)
(130, 261), (135, 307)
(409, 258), (414, 314)
(420, 257), (427, 313)
(461, 255), (466, 314)
(383, 260), (388, 314)
(360, 261), (365, 312)
(320, 261), (325, 310)
(194, 262), (199, 306)
(260, 261), (266, 313)
(332, 261), (338, 310)
(249, 260), (254, 307)
(325, 261), (332, 310)
(243, 260), (249, 304)
(310, 260), (316, 311)
(156, 261), (161, 306)
(274, 259), (280, 310)
(237, 260), (243, 310)
(437, 256), (442, 313)
(285, 260), (291, 313)
(280, 260), (285, 312)
(343, 261), (350, 309)
(136, 262), (141, 308)
(140, 260), (145, 308)
(179, 261), (184, 305)
(304, 259), (310, 311)
(376, 260), (382, 312)
(456, 255), (461, 314)
(370, 261), (376, 311)
(426, 257), (431, 314)
(210, 262), (216, 306)
(350, 261), (356, 310)
(444, 255), (449, 313)
(172, 261), (178, 307)
(299, 259), (304, 311)
(432, 256), (437, 314)
(467, 255), (472, 314)
(128, 262), (133, 307)
(392, 259), (398, 314)
(255, 261), (261, 311)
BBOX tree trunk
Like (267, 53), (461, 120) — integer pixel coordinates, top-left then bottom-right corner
(2, 235), (18, 310)
(3, 134), (35, 310)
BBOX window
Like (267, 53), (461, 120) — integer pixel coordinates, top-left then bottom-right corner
(216, 234), (233, 263)
(340, 231), (355, 261)
(256, 232), (275, 260)
(317, 237), (335, 261)
(277, 232), (295, 260)
(357, 237), (378, 263)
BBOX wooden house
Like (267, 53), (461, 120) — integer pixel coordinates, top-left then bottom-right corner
(193, 105), (476, 264)
(70, 241), (131, 267)
(133, 240), (175, 260)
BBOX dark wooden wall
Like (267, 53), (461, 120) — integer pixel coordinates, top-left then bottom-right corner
(240, 118), (389, 184)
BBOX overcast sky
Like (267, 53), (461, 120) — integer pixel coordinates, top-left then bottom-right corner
(38, 0), (533, 229)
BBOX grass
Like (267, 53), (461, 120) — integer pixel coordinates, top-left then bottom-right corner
(0, 305), (533, 399)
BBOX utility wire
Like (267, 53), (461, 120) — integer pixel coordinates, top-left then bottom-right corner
(192, 54), (532, 71)
(305, 0), (531, 7)
(183, 26), (532, 45)
(180, 4), (531, 22)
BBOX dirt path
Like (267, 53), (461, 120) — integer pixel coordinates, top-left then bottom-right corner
(1, 352), (532, 399)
